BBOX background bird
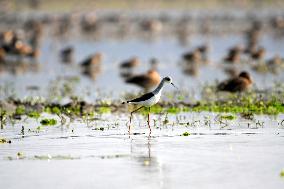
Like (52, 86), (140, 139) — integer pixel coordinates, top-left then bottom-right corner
(217, 71), (253, 92)
(125, 69), (161, 92)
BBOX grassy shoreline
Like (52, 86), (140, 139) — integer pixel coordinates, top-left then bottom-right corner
(1, 93), (283, 121)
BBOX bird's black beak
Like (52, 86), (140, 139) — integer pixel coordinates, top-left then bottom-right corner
(171, 83), (178, 90)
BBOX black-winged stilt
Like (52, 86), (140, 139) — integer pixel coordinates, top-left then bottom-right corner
(123, 76), (177, 134)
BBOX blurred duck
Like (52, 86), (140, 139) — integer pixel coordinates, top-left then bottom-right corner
(223, 45), (243, 64)
(0, 31), (39, 60)
(120, 57), (140, 69)
(119, 57), (140, 78)
(149, 57), (159, 70)
(271, 16), (284, 33)
(140, 19), (163, 33)
(267, 55), (284, 73)
(197, 44), (210, 64)
(182, 49), (202, 64)
(81, 53), (102, 68)
(217, 71), (253, 92)
(223, 67), (239, 78)
(80, 14), (98, 33)
(0, 47), (6, 63)
(244, 21), (262, 54)
(250, 47), (266, 61)
(183, 64), (199, 77)
(81, 53), (103, 80)
(60, 46), (74, 63)
(267, 55), (282, 66)
(125, 69), (161, 92)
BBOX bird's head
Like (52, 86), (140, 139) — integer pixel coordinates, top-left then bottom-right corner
(164, 76), (178, 89)
(239, 71), (253, 84)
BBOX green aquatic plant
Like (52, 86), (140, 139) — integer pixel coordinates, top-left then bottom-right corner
(15, 105), (25, 115)
(36, 126), (42, 131)
(166, 107), (182, 114)
(51, 106), (61, 114)
(0, 138), (11, 144)
(94, 127), (104, 131)
(27, 111), (41, 119)
(98, 106), (111, 114)
(16, 152), (25, 159)
(40, 118), (57, 126)
(280, 170), (284, 177)
(240, 112), (254, 120)
(182, 132), (190, 136)
(220, 114), (236, 120)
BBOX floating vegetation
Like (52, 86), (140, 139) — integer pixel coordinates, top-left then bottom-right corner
(5, 154), (80, 161)
(240, 112), (255, 120)
(189, 93), (284, 115)
(280, 170), (284, 177)
(99, 154), (129, 159)
(34, 154), (79, 160)
(182, 132), (190, 136)
(98, 106), (111, 114)
(27, 111), (41, 119)
(0, 138), (11, 144)
(219, 114), (236, 120)
(94, 127), (105, 131)
(40, 118), (57, 126)
(15, 105), (25, 116)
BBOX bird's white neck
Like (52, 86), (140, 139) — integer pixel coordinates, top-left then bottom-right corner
(152, 79), (165, 95)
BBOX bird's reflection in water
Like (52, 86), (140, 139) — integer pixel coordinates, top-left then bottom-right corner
(129, 136), (168, 188)
(130, 137), (159, 171)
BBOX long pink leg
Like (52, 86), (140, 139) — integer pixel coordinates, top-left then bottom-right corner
(128, 106), (144, 134)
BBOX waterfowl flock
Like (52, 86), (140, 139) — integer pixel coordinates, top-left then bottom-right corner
(0, 10), (283, 96)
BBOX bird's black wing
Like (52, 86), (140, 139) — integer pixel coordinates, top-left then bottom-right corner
(128, 92), (155, 103)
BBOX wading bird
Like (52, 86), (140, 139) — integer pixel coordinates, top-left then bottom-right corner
(123, 76), (177, 134)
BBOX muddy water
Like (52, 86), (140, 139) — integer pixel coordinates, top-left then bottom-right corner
(0, 112), (284, 189)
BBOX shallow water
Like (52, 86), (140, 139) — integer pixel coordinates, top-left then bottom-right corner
(1, 33), (284, 100)
(0, 112), (284, 189)
(1, 10), (284, 189)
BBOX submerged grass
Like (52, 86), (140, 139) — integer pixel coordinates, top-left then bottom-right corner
(40, 118), (57, 126)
